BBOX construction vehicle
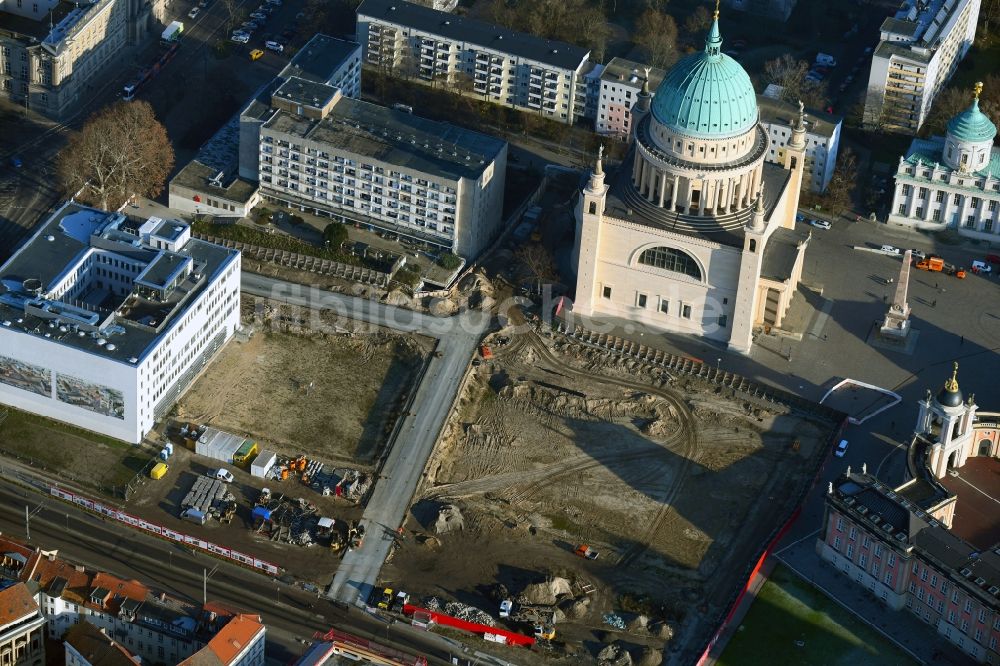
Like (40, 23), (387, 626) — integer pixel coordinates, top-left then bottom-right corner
(534, 624), (556, 640)
(218, 500), (237, 524)
(575, 544), (599, 560)
(479, 345), (493, 359)
(346, 520), (365, 550)
(915, 255), (966, 278)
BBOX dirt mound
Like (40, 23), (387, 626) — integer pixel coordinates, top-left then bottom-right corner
(565, 597), (591, 619)
(653, 621), (675, 640)
(383, 290), (412, 306)
(429, 298), (458, 317)
(625, 614), (649, 633)
(597, 642), (633, 666)
(519, 576), (571, 605)
(434, 505), (464, 534)
(634, 646), (663, 666)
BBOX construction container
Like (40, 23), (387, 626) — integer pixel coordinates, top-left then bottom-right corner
(251, 449), (277, 478)
(252, 506), (271, 522)
(165, 442), (174, 456)
(150, 463), (169, 480)
(159, 448), (169, 461)
(233, 439), (258, 466)
(195, 427), (244, 463)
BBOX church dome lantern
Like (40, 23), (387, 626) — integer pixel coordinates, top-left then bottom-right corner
(936, 362), (964, 408)
(649, 4), (758, 139)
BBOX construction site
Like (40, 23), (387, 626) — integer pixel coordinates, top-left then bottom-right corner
(382, 321), (837, 664)
(176, 296), (431, 464)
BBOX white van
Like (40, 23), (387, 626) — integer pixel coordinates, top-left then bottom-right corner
(972, 260), (992, 274)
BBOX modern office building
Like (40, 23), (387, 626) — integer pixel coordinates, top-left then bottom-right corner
(593, 58), (666, 138)
(864, 0), (981, 133)
(171, 34), (362, 217)
(0, 0), (162, 119)
(0, 202), (240, 443)
(241, 79), (507, 258)
(0, 583), (45, 666)
(356, 0), (592, 124)
(887, 84), (1000, 240)
(818, 366), (1000, 664)
(757, 95), (842, 194)
(571, 12), (810, 354)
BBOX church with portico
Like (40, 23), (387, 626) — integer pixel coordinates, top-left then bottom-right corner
(570, 5), (811, 354)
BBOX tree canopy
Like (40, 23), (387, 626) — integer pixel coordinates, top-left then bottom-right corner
(57, 101), (174, 211)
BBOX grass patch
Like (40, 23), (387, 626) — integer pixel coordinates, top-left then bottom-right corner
(718, 564), (916, 666)
(0, 407), (150, 496)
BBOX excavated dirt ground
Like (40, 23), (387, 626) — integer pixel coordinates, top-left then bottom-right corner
(383, 328), (835, 664)
(177, 298), (431, 465)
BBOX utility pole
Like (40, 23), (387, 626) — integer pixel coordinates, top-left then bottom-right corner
(25, 505), (28, 541)
(203, 565), (219, 605)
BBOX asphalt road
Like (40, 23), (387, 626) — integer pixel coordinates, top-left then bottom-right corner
(239, 274), (487, 606)
(0, 476), (482, 665)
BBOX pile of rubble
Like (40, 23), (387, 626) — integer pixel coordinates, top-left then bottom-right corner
(266, 455), (370, 502)
(443, 601), (496, 627)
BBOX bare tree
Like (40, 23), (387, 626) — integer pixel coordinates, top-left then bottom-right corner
(821, 148), (858, 214)
(684, 5), (712, 37)
(58, 101), (174, 210)
(635, 9), (679, 69)
(220, 0), (243, 32)
(923, 85), (972, 136)
(763, 54), (827, 108)
(515, 243), (558, 293)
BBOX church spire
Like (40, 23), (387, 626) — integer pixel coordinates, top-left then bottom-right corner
(944, 361), (960, 393)
(586, 145), (606, 192)
(705, 0), (723, 57)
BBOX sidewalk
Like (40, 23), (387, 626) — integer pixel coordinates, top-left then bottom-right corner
(776, 538), (974, 666)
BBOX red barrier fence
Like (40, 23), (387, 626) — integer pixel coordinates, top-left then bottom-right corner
(402, 604), (536, 647)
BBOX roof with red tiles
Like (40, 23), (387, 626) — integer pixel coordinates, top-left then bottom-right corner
(179, 614), (264, 666)
(0, 583), (39, 626)
(64, 620), (142, 666)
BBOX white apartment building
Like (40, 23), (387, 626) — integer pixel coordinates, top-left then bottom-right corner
(356, 0), (592, 124)
(594, 58), (665, 138)
(171, 34), (362, 218)
(888, 86), (1000, 240)
(0, 0), (162, 119)
(864, 0), (981, 134)
(242, 79), (508, 258)
(0, 584), (45, 666)
(758, 94), (842, 193)
(0, 202), (240, 443)
(180, 614), (265, 666)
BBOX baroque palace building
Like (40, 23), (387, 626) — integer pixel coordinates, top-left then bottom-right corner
(571, 6), (809, 353)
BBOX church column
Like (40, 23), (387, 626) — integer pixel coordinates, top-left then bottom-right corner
(751, 167), (762, 202)
(741, 172), (751, 208)
(658, 171), (667, 207)
(670, 175), (680, 209)
(632, 153), (642, 184)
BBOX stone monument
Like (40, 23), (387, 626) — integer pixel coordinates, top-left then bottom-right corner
(880, 249), (912, 340)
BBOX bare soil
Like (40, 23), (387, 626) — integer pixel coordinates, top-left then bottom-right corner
(177, 297), (430, 465)
(383, 329), (834, 664)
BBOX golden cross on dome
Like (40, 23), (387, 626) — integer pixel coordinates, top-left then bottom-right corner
(974, 81), (984, 100)
(714, 0), (721, 19)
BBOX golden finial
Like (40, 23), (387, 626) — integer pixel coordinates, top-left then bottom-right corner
(975, 81), (984, 100)
(713, 0), (721, 19)
(944, 361), (959, 392)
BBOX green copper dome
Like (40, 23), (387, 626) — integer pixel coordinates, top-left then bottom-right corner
(947, 96), (997, 143)
(650, 16), (758, 139)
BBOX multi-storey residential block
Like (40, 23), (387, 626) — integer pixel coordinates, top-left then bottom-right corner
(0, 202), (241, 443)
(593, 58), (665, 138)
(818, 366), (1000, 664)
(864, 0), (981, 134)
(757, 95), (842, 194)
(0, 537), (261, 665)
(241, 78), (507, 258)
(0, 583), (45, 666)
(64, 621), (141, 666)
(356, 0), (592, 124)
(0, 0), (162, 119)
(180, 614), (265, 666)
(888, 84), (1000, 240)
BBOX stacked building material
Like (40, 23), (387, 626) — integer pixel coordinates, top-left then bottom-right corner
(180, 476), (236, 516)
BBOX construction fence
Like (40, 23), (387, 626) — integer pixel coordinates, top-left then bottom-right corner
(48, 486), (280, 576)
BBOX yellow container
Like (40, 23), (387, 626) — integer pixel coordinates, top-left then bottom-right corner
(150, 463), (169, 480)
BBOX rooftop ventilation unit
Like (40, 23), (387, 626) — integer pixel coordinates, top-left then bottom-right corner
(129, 357), (139, 364)
(857, 506), (869, 515)
(990, 586), (999, 596)
(105, 343), (116, 351)
(961, 568), (973, 577)
(894, 533), (907, 542)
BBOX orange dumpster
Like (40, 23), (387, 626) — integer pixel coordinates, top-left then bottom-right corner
(281, 468), (289, 480)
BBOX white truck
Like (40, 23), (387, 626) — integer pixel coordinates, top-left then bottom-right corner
(161, 20), (184, 44)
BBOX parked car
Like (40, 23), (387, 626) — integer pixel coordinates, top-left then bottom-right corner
(181, 508), (207, 524)
(250, 11), (267, 20)
(880, 244), (901, 255)
(265, 0), (281, 5)
(795, 213), (806, 223)
(249, 48), (265, 61)
(242, 20), (259, 29)
(198, 0), (208, 7)
(257, 4), (273, 12)
(211, 468), (235, 483)
(264, 40), (283, 52)
(910, 249), (927, 259)
(187, 7), (200, 18)
(971, 260), (993, 274)
(231, 32), (250, 43)
(835, 439), (849, 457)
(810, 219), (831, 230)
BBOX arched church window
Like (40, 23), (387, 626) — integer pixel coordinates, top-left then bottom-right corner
(589, 201), (597, 214)
(749, 239), (757, 253)
(637, 247), (702, 280)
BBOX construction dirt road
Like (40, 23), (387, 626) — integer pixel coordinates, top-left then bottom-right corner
(382, 326), (837, 664)
(177, 297), (431, 465)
